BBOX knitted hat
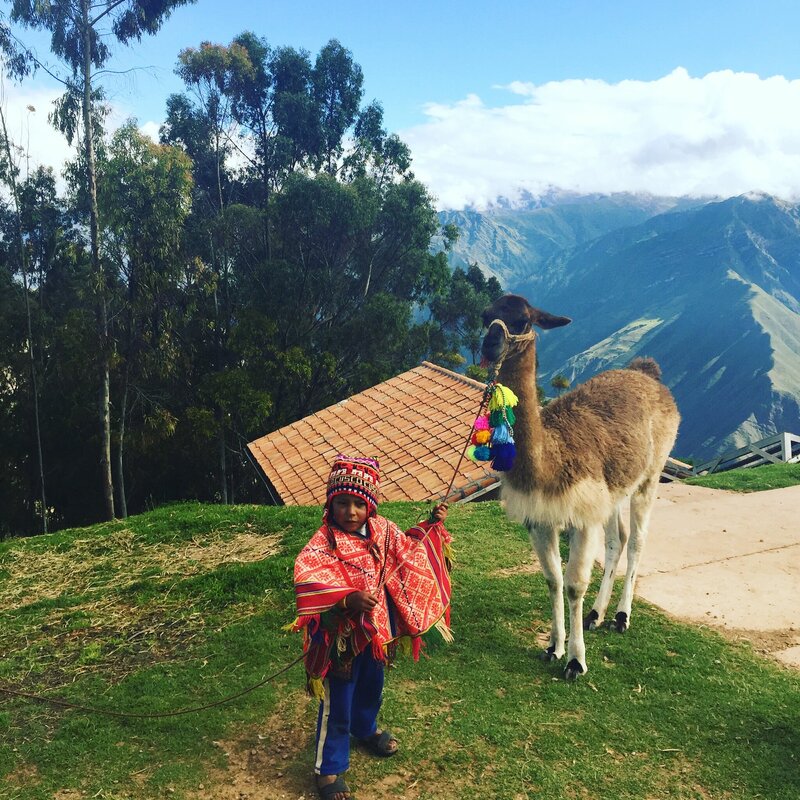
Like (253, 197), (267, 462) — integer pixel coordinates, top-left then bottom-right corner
(325, 454), (380, 517)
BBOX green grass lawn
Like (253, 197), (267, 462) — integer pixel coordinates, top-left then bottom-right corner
(685, 462), (800, 492)
(0, 500), (798, 800)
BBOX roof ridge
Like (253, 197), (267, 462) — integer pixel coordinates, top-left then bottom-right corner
(419, 361), (487, 390)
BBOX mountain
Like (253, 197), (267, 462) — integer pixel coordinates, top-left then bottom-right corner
(443, 193), (800, 460)
(438, 192), (704, 286)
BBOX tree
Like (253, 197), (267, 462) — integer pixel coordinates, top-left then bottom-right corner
(98, 122), (193, 516)
(0, 91), (48, 531)
(6, 0), (195, 520)
(551, 373), (571, 396)
(430, 261), (503, 366)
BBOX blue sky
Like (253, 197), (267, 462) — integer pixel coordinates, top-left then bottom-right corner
(5, 0), (800, 207)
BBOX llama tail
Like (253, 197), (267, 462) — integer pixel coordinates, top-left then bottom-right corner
(626, 356), (662, 381)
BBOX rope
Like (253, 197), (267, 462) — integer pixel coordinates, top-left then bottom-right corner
(376, 369), (498, 592)
(486, 317), (536, 375)
(0, 653), (306, 719)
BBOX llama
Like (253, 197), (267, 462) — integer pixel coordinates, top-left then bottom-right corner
(481, 294), (680, 680)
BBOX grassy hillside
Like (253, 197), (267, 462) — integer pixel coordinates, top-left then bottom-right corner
(685, 462), (800, 491)
(1, 501), (798, 800)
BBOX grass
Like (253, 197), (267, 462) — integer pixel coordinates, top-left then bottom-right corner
(0, 500), (797, 799)
(685, 462), (800, 492)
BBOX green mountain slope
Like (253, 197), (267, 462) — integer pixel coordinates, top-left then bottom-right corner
(443, 192), (800, 459)
(439, 192), (699, 285)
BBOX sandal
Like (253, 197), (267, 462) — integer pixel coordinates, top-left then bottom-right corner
(361, 729), (398, 757)
(317, 774), (352, 800)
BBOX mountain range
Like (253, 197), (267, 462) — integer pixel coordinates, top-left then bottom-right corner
(441, 191), (800, 460)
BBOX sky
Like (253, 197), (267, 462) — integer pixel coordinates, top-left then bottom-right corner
(3, 0), (800, 209)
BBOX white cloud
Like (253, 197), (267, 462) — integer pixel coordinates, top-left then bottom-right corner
(139, 120), (162, 142)
(0, 81), (165, 188)
(401, 68), (800, 210)
(0, 82), (74, 181)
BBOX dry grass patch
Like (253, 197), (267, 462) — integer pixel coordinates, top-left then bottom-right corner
(0, 527), (283, 688)
(0, 528), (282, 611)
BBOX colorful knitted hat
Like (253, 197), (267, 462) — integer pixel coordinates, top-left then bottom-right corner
(325, 454), (381, 517)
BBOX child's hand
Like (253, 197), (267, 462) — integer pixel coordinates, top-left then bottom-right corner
(342, 591), (378, 613)
(430, 502), (448, 523)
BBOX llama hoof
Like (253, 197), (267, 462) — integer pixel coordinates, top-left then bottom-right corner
(584, 609), (600, 631)
(564, 659), (585, 681)
(540, 645), (559, 662)
(614, 611), (629, 633)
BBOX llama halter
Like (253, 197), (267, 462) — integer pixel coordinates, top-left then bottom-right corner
(486, 317), (536, 372)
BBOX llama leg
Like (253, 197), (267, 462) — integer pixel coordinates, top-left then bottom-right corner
(527, 521), (565, 662)
(564, 525), (601, 679)
(585, 503), (628, 630)
(615, 478), (658, 633)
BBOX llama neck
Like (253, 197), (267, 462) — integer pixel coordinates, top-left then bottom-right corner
(497, 344), (553, 490)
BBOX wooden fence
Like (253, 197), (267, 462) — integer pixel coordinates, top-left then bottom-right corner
(661, 431), (800, 481)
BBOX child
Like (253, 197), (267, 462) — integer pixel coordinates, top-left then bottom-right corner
(293, 454), (452, 800)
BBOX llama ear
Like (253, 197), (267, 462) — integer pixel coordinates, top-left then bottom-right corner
(530, 308), (571, 330)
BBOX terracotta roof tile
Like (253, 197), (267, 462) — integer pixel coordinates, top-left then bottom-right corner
(247, 361), (498, 506)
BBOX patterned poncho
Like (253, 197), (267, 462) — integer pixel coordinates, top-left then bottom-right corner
(293, 514), (452, 695)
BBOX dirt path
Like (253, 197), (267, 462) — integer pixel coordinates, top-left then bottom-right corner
(600, 482), (800, 667)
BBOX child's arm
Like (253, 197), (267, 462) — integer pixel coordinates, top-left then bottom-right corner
(429, 502), (448, 523)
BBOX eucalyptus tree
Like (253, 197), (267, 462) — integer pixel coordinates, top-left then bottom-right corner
(5, 0), (194, 520)
(0, 95), (48, 531)
(98, 122), (192, 516)
(430, 262), (503, 367)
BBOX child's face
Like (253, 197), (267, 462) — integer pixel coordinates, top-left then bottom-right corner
(330, 494), (369, 532)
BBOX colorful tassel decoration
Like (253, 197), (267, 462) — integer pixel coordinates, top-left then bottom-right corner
(490, 407), (515, 427)
(488, 384), (519, 412)
(467, 382), (520, 471)
(491, 423), (511, 444)
(474, 445), (492, 461)
(473, 429), (491, 445)
(491, 442), (517, 471)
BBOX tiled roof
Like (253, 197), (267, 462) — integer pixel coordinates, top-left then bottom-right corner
(247, 361), (500, 507)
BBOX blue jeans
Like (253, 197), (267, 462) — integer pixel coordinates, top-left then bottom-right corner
(314, 649), (384, 775)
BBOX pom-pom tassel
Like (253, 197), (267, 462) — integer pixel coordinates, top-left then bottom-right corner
(474, 429), (491, 445)
(371, 637), (387, 662)
(474, 445), (492, 461)
(491, 442), (517, 471)
(308, 677), (325, 700)
(490, 407), (515, 427)
(491, 423), (510, 444)
(488, 384), (519, 411)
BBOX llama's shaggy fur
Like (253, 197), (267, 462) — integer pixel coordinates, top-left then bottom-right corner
(481, 294), (680, 679)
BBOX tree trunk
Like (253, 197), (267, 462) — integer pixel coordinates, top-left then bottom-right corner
(0, 104), (48, 533)
(82, 0), (114, 520)
(115, 370), (129, 518)
(218, 418), (228, 504)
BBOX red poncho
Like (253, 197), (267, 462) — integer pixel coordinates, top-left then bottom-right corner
(293, 514), (452, 693)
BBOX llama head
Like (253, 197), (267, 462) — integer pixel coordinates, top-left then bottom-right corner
(481, 294), (571, 366)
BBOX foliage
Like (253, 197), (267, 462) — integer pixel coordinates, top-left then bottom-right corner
(550, 372), (570, 395)
(0, 501), (797, 799)
(0, 30), (495, 533)
(429, 262), (502, 366)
